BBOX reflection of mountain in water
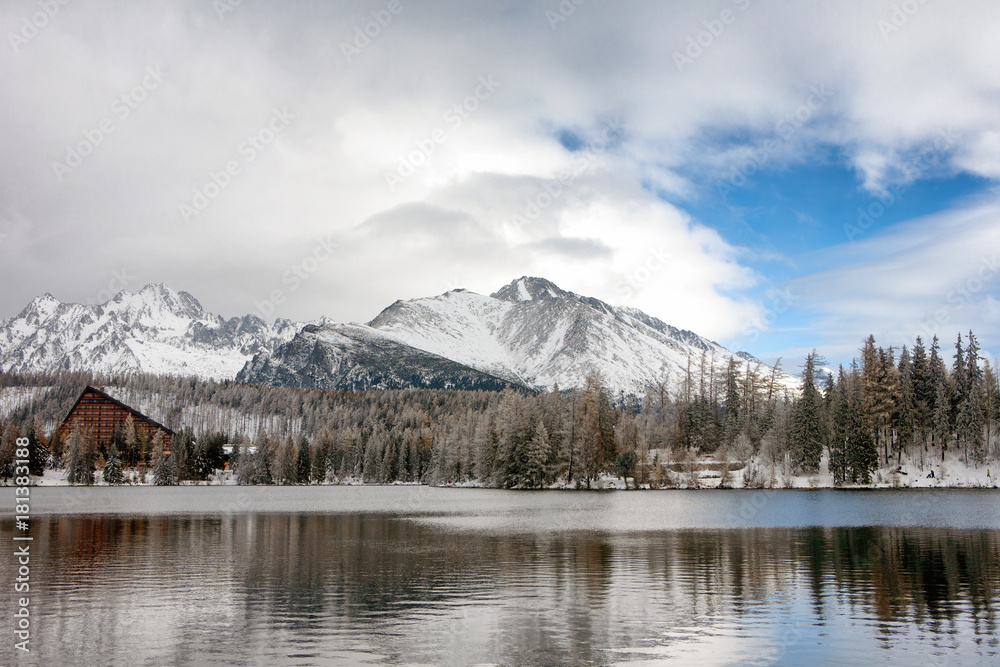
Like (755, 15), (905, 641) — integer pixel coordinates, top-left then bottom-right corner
(14, 515), (1000, 665)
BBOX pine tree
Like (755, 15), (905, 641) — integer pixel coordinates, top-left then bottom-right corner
(615, 448), (639, 489)
(235, 443), (256, 485)
(103, 444), (124, 485)
(63, 428), (80, 482)
(829, 366), (850, 485)
(578, 372), (615, 487)
(151, 435), (175, 486)
(846, 362), (877, 484)
(27, 428), (48, 477)
(272, 435), (297, 485)
(122, 414), (139, 468)
(956, 331), (985, 465)
(292, 436), (309, 483)
(312, 432), (331, 483)
(721, 358), (742, 450)
(790, 351), (824, 473)
(495, 391), (532, 488)
(0, 424), (18, 483)
(952, 333), (968, 438)
(933, 372), (951, 463)
(984, 363), (1000, 462)
(64, 427), (96, 485)
(894, 346), (916, 464)
(929, 335), (951, 460)
(911, 336), (933, 448)
(523, 418), (550, 488)
(201, 432), (227, 472)
(251, 432), (273, 484)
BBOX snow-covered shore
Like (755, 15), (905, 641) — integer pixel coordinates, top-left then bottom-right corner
(18, 453), (999, 489)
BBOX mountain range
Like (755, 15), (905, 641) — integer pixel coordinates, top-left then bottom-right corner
(0, 277), (797, 396)
(0, 284), (301, 380)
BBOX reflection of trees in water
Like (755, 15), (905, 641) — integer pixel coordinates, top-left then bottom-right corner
(25, 517), (1000, 664)
(828, 527), (999, 639)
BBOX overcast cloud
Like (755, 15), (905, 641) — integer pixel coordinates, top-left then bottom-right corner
(2, 0), (999, 364)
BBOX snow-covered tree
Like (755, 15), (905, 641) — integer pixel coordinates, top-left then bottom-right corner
(103, 444), (124, 485)
(151, 433), (175, 485)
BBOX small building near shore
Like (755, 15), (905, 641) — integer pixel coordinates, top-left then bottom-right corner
(52, 385), (174, 451)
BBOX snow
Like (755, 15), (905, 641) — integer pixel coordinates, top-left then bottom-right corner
(365, 278), (799, 397)
(0, 283), (304, 381)
(0, 385), (49, 417)
(2, 276), (798, 397)
(19, 455), (999, 489)
(516, 278), (532, 301)
(642, 450), (1000, 490)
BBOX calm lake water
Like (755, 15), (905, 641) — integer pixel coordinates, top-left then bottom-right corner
(2, 487), (999, 666)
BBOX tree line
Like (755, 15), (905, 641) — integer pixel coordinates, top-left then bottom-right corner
(0, 330), (997, 487)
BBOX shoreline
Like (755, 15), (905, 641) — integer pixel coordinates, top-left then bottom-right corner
(9, 473), (999, 491)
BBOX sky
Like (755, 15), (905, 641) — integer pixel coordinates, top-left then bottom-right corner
(1, 0), (999, 369)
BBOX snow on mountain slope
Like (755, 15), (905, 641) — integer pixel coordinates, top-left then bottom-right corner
(2, 277), (798, 397)
(237, 276), (798, 397)
(367, 289), (526, 385)
(364, 276), (792, 397)
(0, 284), (301, 379)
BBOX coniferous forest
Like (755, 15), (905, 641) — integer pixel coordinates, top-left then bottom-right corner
(1, 331), (997, 488)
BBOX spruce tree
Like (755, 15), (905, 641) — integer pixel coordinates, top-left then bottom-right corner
(201, 432), (226, 472)
(956, 331), (985, 465)
(122, 415), (139, 468)
(722, 358), (742, 450)
(933, 373), (951, 463)
(615, 448), (639, 489)
(0, 424), (18, 483)
(952, 333), (967, 436)
(929, 336), (950, 460)
(846, 362), (877, 483)
(296, 436), (312, 484)
(27, 429), (48, 477)
(790, 352), (824, 473)
(252, 433), (273, 484)
(829, 366), (850, 485)
(103, 444), (124, 485)
(151, 436), (175, 486)
(984, 363), (1000, 462)
(911, 337), (932, 447)
(523, 418), (550, 488)
(894, 346), (916, 464)
(235, 443), (256, 485)
(64, 427), (96, 485)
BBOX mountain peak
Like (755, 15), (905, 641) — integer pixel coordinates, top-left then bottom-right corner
(15, 292), (62, 322)
(109, 283), (205, 319)
(1, 284), (301, 380)
(491, 276), (568, 302)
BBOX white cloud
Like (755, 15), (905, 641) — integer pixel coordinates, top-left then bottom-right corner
(1, 0), (999, 357)
(789, 195), (1000, 359)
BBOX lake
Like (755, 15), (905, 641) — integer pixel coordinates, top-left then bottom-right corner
(2, 487), (999, 666)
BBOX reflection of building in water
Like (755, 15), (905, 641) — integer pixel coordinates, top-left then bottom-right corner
(51, 385), (174, 453)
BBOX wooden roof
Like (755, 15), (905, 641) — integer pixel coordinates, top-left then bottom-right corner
(54, 384), (175, 439)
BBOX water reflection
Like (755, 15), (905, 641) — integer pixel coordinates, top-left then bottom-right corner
(3, 514), (998, 665)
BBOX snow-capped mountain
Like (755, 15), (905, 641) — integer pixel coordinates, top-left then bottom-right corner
(1, 277), (796, 396)
(238, 277), (798, 397)
(0, 284), (301, 379)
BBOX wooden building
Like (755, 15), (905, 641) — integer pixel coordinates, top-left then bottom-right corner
(53, 385), (174, 450)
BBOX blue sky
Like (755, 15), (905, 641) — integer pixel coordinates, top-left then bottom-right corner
(679, 159), (993, 366)
(2, 0), (999, 370)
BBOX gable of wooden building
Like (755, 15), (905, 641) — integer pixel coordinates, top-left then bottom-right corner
(53, 385), (174, 448)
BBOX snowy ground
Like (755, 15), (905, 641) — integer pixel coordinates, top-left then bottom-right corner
(20, 453), (1000, 489)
